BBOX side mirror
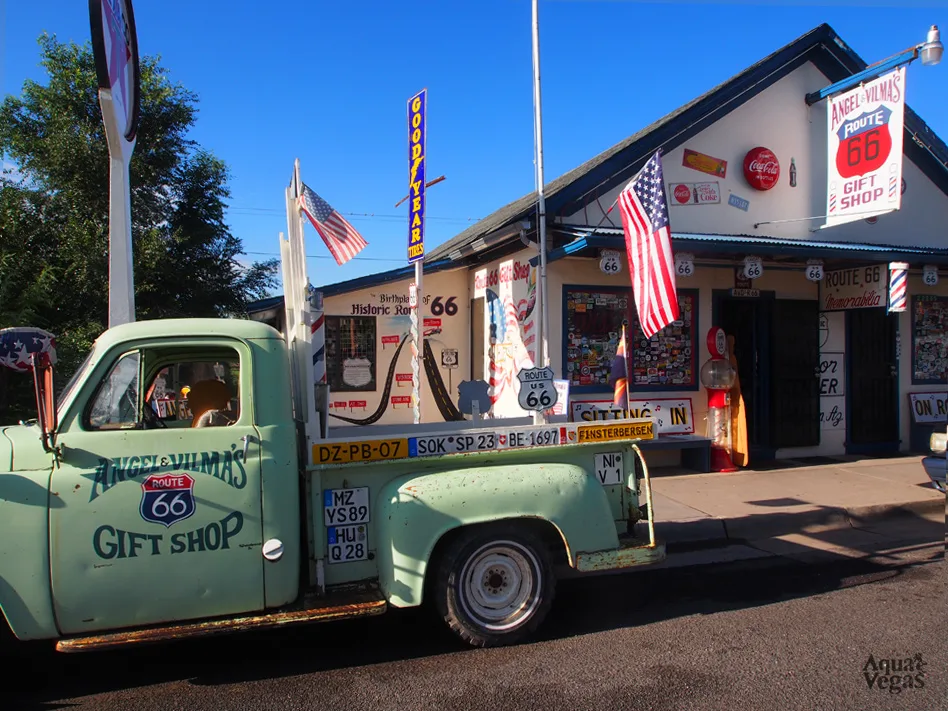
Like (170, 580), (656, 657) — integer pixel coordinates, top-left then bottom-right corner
(31, 354), (58, 454)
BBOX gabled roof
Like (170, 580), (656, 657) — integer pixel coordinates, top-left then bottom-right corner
(425, 22), (948, 264)
(250, 22), (948, 310)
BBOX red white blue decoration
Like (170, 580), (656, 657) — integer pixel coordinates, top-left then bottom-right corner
(887, 262), (909, 314)
(140, 473), (196, 527)
(824, 67), (905, 229)
(0, 327), (58, 372)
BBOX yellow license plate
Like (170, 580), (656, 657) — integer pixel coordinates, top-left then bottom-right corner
(313, 438), (409, 464)
(577, 421), (654, 443)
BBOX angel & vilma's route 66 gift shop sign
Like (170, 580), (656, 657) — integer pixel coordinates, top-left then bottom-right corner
(825, 67), (905, 229)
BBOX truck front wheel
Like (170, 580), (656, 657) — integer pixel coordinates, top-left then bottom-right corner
(434, 523), (555, 647)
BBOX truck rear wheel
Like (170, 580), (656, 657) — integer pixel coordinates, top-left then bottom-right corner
(434, 523), (555, 647)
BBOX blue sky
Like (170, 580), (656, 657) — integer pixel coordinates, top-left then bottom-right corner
(3, 1), (946, 293)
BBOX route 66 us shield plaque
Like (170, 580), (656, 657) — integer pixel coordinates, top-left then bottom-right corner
(140, 473), (196, 527)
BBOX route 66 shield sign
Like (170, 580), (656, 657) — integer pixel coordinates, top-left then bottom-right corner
(140, 473), (196, 527)
(517, 366), (557, 412)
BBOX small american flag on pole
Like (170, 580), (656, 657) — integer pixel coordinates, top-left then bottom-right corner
(618, 151), (679, 338)
(299, 183), (369, 266)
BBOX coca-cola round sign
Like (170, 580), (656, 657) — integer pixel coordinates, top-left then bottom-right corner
(673, 184), (692, 204)
(743, 147), (780, 191)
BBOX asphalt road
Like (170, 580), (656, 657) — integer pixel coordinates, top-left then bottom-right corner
(5, 543), (944, 711)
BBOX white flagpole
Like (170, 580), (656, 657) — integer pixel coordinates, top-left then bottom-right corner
(531, 0), (551, 424)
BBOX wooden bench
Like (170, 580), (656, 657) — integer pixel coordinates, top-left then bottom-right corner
(634, 434), (712, 473)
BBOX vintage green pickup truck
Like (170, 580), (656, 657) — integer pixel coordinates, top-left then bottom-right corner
(0, 316), (664, 653)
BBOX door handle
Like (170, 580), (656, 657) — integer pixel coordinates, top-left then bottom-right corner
(241, 434), (257, 459)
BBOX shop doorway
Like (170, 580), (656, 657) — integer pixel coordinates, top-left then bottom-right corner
(847, 308), (899, 452)
(715, 293), (820, 456)
(717, 295), (768, 452)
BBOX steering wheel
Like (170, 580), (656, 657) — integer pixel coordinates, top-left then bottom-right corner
(142, 400), (167, 429)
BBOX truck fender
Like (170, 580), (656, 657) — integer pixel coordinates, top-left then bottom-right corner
(373, 462), (619, 608)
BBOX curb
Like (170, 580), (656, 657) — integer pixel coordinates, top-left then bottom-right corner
(657, 497), (944, 551)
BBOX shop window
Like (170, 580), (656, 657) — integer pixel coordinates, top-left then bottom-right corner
(326, 316), (377, 392)
(564, 286), (698, 391)
(912, 295), (948, 385)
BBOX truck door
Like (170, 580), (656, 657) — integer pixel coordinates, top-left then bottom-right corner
(50, 339), (265, 636)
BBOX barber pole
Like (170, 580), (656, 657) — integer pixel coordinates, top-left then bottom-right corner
(310, 289), (326, 385)
(887, 262), (909, 313)
(409, 284), (421, 424)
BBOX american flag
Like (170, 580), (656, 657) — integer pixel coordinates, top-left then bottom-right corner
(618, 151), (679, 338)
(298, 183), (368, 266)
(0, 327), (57, 373)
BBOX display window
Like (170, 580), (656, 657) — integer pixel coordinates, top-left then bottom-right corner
(563, 286), (698, 392)
(912, 295), (948, 385)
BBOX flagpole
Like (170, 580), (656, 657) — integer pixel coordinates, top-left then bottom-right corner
(531, 0), (551, 424)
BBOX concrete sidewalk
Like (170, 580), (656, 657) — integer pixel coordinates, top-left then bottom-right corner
(639, 455), (945, 566)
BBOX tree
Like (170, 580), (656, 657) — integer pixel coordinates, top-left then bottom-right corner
(0, 34), (278, 424)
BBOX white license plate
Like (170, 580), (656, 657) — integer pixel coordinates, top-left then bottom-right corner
(594, 452), (624, 485)
(327, 524), (368, 564)
(410, 432), (497, 457)
(323, 487), (370, 526)
(499, 426), (561, 449)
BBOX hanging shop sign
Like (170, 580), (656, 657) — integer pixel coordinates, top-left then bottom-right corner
(923, 265), (939, 287)
(407, 89), (427, 263)
(806, 259), (825, 282)
(821, 264), (886, 311)
(742, 147), (780, 191)
(669, 182), (720, 205)
(599, 249), (622, 275)
(824, 67), (905, 229)
(682, 149), (727, 178)
(674, 252), (695, 278)
(743, 255), (763, 280)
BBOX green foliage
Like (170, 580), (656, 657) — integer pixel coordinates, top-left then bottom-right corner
(0, 34), (278, 424)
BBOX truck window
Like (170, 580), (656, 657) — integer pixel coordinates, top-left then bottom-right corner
(85, 350), (241, 430)
(87, 351), (141, 430)
(149, 357), (240, 428)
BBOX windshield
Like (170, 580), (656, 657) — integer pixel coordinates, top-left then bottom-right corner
(57, 347), (96, 413)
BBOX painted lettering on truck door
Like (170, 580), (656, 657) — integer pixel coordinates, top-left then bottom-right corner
(49, 342), (265, 635)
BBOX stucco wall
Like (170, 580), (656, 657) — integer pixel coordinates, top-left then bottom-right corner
(562, 61), (948, 250)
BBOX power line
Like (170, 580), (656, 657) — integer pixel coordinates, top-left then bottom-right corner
(242, 251), (406, 263)
(226, 206), (482, 222)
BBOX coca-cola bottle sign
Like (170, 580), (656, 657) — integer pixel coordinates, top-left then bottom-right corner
(743, 147), (780, 191)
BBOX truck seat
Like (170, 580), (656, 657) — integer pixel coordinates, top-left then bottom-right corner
(187, 379), (234, 428)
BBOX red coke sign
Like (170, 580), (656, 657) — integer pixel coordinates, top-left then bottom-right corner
(743, 147), (780, 191)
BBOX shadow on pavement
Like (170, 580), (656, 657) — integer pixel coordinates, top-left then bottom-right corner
(4, 539), (942, 710)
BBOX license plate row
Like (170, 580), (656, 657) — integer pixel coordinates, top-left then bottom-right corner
(313, 421), (653, 465)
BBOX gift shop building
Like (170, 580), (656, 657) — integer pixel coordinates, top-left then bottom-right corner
(250, 24), (948, 471)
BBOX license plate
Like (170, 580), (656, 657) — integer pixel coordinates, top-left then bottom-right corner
(323, 487), (370, 526)
(327, 524), (368, 564)
(577, 421), (654, 443)
(313, 438), (408, 464)
(409, 432), (497, 457)
(499, 426), (562, 449)
(594, 451), (624, 485)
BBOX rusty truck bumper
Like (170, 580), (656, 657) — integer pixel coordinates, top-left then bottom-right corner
(574, 538), (667, 572)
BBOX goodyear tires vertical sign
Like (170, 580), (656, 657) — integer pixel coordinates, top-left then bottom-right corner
(408, 90), (427, 262)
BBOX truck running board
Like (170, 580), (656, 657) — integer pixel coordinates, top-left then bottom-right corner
(55, 587), (387, 653)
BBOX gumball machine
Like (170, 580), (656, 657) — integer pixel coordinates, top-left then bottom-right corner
(701, 327), (737, 473)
